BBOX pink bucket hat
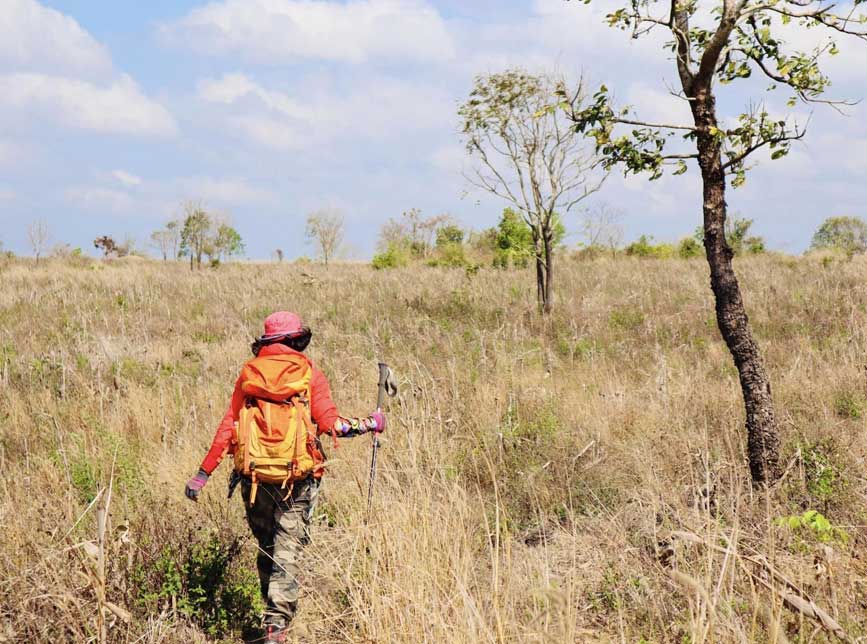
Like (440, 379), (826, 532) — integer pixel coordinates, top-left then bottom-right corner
(261, 311), (304, 340)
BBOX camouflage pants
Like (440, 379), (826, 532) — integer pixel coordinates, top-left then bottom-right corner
(240, 477), (320, 627)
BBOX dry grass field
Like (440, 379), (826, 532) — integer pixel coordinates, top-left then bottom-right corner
(1, 253), (865, 643)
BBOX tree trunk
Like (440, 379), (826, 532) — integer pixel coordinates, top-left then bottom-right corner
(692, 91), (780, 485)
(542, 227), (553, 315)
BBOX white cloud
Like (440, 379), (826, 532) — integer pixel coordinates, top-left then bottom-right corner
(0, 0), (112, 76)
(0, 186), (15, 202)
(66, 186), (136, 214)
(196, 72), (452, 149)
(112, 170), (143, 186)
(161, 0), (456, 63)
(179, 176), (277, 207)
(0, 73), (177, 136)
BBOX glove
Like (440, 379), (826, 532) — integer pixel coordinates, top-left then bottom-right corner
(185, 469), (209, 502)
(367, 411), (386, 433)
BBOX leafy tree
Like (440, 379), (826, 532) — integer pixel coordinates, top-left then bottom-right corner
(492, 208), (566, 269)
(811, 216), (867, 258)
(180, 204), (211, 270)
(695, 218), (765, 255)
(563, 0), (867, 484)
(460, 69), (605, 313)
(211, 224), (245, 263)
(493, 208), (533, 269)
(305, 208), (344, 266)
(435, 224), (465, 248)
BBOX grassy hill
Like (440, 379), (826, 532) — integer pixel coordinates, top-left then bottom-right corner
(1, 254), (865, 642)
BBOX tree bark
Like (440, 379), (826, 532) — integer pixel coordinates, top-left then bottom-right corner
(542, 227), (554, 315)
(691, 90), (780, 484)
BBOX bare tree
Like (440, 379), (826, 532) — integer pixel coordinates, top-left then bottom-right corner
(27, 219), (50, 265)
(580, 204), (624, 258)
(460, 69), (606, 313)
(151, 220), (181, 261)
(566, 0), (867, 484)
(305, 208), (344, 266)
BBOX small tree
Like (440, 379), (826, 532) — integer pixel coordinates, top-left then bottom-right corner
(435, 224), (465, 248)
(27, 219), (50, 265)
(93, 235), (118, 258)
(695, 218), (765, 256)
(151, 220), (181, 261)
(460, 69), (605, 313)
(580, 204), (624, 258)
(811, 216), (867, 258)
(275, 249), (284, 263)
(565, 0), (867, 484)
(211, 224), (245, 263)
(180, 203), (211, 270)
(305, 209), (344, 266)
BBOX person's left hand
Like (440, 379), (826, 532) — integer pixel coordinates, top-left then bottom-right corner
(367, 411), (386, 433)
(184, 469), (209, 502)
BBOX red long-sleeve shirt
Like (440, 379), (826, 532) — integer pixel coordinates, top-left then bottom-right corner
(200, 344), (340, 474)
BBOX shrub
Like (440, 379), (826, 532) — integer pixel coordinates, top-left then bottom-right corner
(371, 243), (410, 269)
(427, 242), (468, 268)
(132, 531), (262, 638)
(435, 224), (465, 248)
(625, 235), (676, 259)
(834, 389), (864, 419)
(810, 216), (867, 258)
(678, 237), (703, 259)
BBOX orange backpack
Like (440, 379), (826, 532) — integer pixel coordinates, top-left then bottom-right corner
(232, 352), (326, 505)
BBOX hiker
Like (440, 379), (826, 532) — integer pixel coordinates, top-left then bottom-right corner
(183, 311), (385, 643)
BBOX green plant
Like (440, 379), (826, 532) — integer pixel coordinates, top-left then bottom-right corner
(834, 389), (864, 419)
(801, 440), (842, 504)
(372, 243), (410, 269)
(133, 532), (262, 638)
(678, 237), (703, 259)
(427, 242), (468, 268)
(811, 216), (867, 258)
(775, 510), (849, 544)
(625, 235), (676, 259)
(609, 306), (645, 331)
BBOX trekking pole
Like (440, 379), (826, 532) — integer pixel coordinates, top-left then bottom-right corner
(368, 362), (397, 513)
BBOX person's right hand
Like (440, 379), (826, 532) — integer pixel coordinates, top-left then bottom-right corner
(184, 469), (209, 502)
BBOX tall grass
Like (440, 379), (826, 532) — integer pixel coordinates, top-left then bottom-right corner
(0, 253), (865, 642)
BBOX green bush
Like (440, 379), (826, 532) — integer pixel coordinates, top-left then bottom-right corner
(371, 243), (410, 269)
(427, 242), (468, 268)
(132, 531), (262, 638)
(625, 235), (676, 259)
(834, 389), (864, 420)
(678, 237), (703, 259)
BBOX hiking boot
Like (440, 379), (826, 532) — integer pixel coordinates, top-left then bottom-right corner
(263, 623), (288, 644)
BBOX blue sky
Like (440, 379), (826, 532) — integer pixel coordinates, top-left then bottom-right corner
(1, 0), (866, 259)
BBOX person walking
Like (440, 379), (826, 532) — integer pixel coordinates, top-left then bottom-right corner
(184, 311), (385, 643)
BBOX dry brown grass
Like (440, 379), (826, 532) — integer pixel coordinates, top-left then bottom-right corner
(0, 253), (865, 643)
